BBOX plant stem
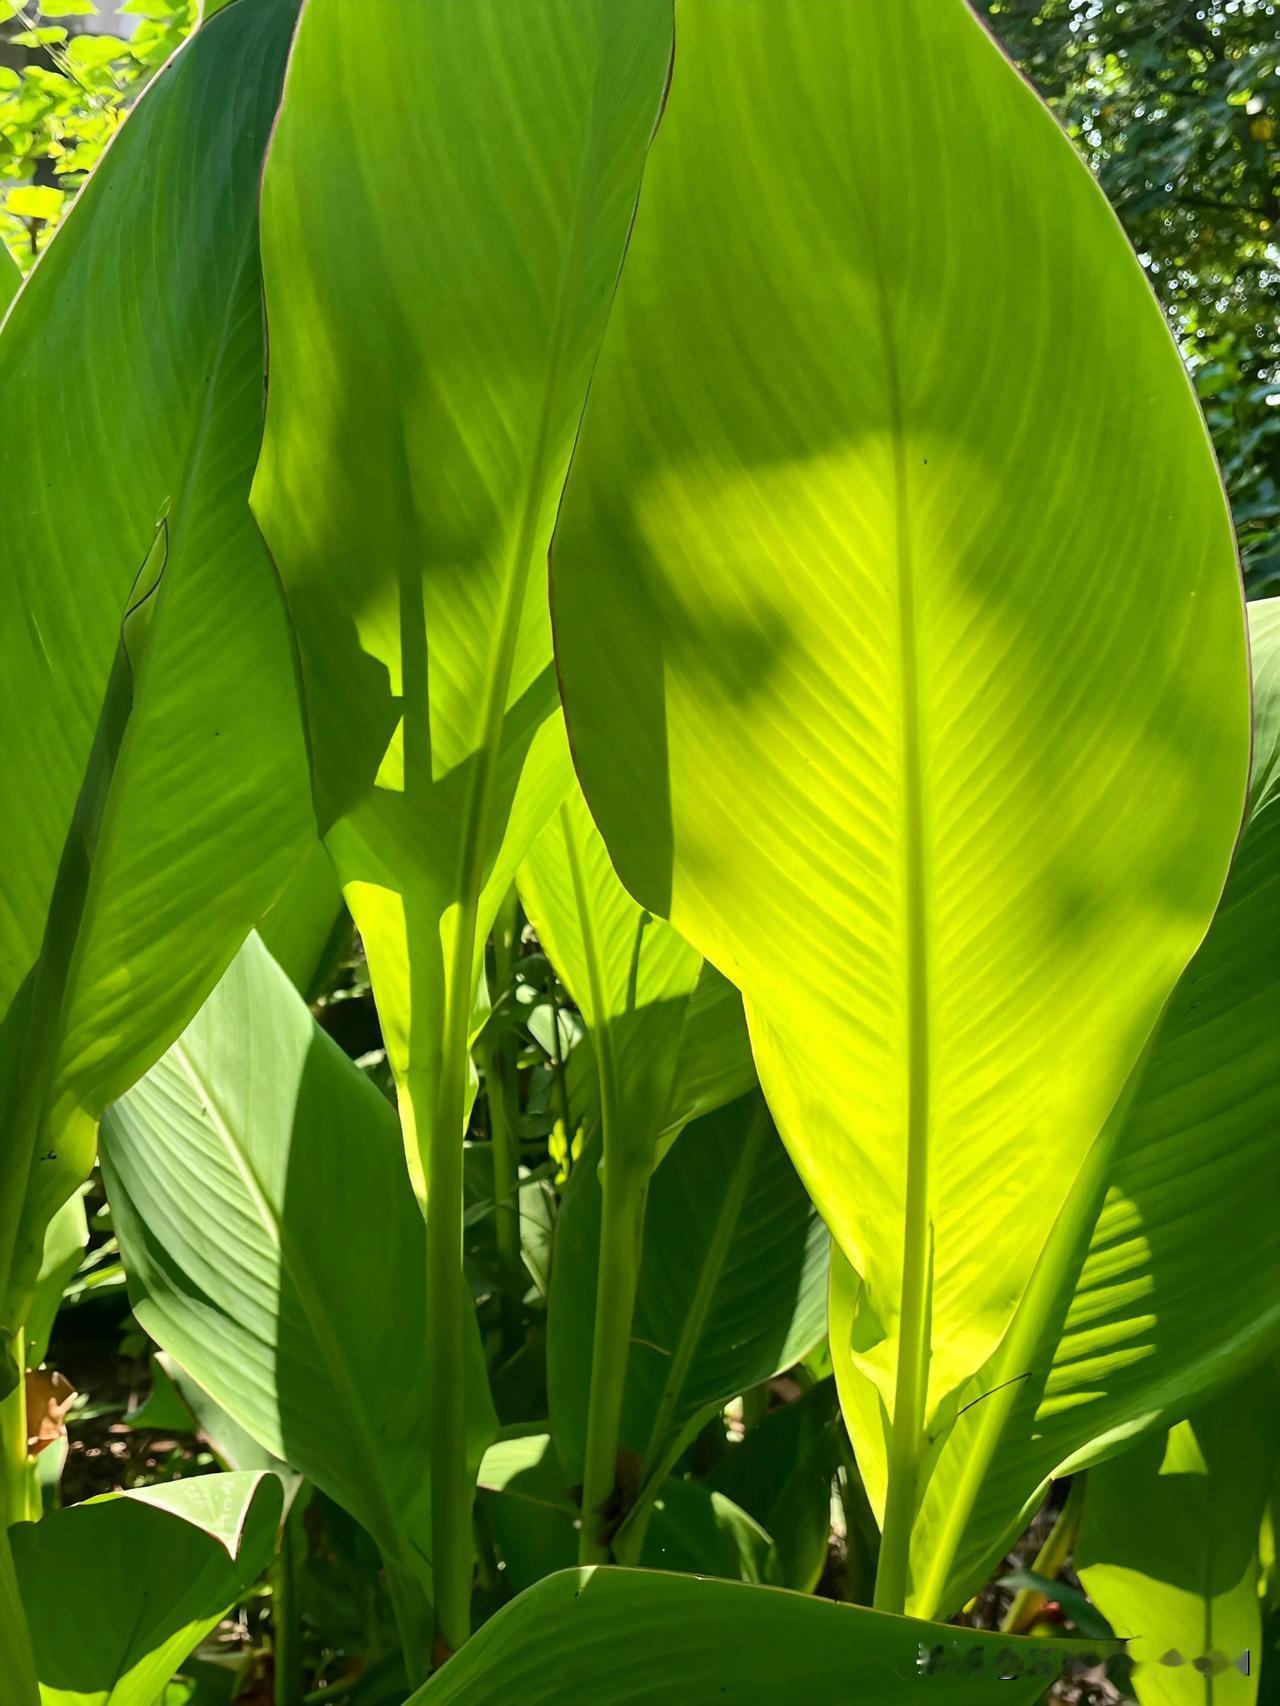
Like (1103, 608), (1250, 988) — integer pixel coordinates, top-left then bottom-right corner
(577, 1155), (648, 1565)
(911, 1119), (1119, 1620)
(384, 1555), (432, 1689)
(1000, 1478), (1085, 1634)
(0, 1329), (32, 1529)
(0, 1522), (38, 1706)
(870, 235), (933, 1620)
(272, 1496), (303, 1706)
(480, 891), (523, 1333)
(420, 912), (476, 1660)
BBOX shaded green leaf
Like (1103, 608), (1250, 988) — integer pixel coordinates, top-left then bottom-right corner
(12, 1471), (281, 1706)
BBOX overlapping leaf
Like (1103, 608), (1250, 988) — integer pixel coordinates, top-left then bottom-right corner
(101, 936), (495, 1597)
(880, 598), (1280, 1616)
(11, 1471), (281, 1706)
(519, 779), (702, 1177)
(251, 0), (674, 1201)
(0, 0), (311, 1326)
(549, 0), (1249, 1599)
(548, 1096), (827, 1491)
(404, 1566), (1116, 1706)
(1078, 1370), (1278, 1705)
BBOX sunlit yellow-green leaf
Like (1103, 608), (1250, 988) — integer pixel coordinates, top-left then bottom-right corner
(550, 0), (1250, 1605)
(868, 599), (1280, 1617)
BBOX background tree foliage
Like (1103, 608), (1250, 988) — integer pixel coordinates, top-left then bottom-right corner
(7, 0), (1272, 590)
(0, 1), (193, 263)
(986, 0), (1280, 592)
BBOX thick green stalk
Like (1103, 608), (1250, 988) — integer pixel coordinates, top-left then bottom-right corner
(384, 1555), (432, 1689)
(0, 1521), (38, 1706)
(872, 259), (933, 1620)
(272, 1497), (303, 1706)
(419, 903), (478, 1660)
(0, 1330), (32, 1529)
(910, 1117), (1121, 1620)
(578, 1154), (648, 1565)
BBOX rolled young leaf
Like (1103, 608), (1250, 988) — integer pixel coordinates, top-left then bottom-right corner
(550, 0), (1250, 1606)
(881, 596), (1280, 1617)
(11, 1470), (282, 1706)
(0, 0), (311, 1330)
(100, 936), (496, 1604)
(403, 1565), (1117, 1706)
(1077, 1369), (1278, 1705)
(251, 0), (674, 1645)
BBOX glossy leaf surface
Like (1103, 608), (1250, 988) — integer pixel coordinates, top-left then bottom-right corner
(404, 1566), (1115, 1705)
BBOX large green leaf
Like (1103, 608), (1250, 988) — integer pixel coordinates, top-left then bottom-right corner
(548, 1096), (828, 1495)
(100, 936), (496, 1598)
(1077, 1370), (1278, 1705)
(881, 596), (1280, 1616)
(0, 0), (310, 1327)
(549, 0), (1249, 1602)
(251, 0), (673, 1201)
(404, 1566), (1115, 1705)
(252, 2), (673, 1643)
(11, 1471), (281, 1706)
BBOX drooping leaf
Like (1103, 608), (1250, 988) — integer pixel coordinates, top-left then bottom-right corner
(548, 1095), (828, 1493)
(887, 597), (1280, 1616)
(403, 1565), (1116, 1705)
(11, 1470), (281, 1706)
(0, 0), (311, 1327)
(100, 936), (496, 1598)
(1078, 1370), (1278, 1705)
(549, 0), (1249, 1591)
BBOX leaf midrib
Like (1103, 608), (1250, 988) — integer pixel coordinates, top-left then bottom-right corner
(170, 1042), (407, 1563)
(640, 1100), (771, 1474)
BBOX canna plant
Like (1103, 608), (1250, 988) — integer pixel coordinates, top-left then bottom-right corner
(0, 0), (1275, 1701)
